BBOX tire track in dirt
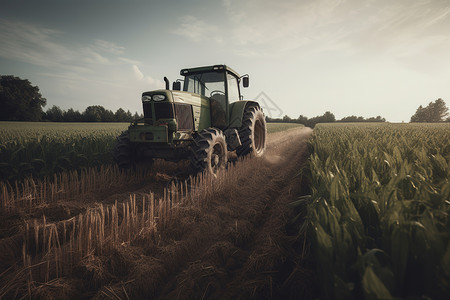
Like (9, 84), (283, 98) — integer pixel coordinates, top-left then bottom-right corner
(159, 127), (314, 300)
(94, 127), (315, 300)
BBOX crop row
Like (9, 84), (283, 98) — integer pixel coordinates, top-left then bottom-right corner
(301, 123), (449, 299)
(0, 122), (128, 181)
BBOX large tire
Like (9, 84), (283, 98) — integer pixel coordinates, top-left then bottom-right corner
(113, 130), (134, 169)
(190, 128), (228, 176)
(236, 105), (266, 157)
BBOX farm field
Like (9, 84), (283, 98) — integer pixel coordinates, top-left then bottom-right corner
(0, 122), (302, 182)
(303, 123), (450, 299)
(0, 125), (314, 299)
(0, 122), (448, 299)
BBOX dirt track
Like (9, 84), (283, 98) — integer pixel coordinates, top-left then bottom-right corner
(93, 127), (316, 299)
(0, 127), (317, 299)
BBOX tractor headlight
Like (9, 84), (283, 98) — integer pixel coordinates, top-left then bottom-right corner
(142, 95), (152, 102)
(152, 94), (166, 101)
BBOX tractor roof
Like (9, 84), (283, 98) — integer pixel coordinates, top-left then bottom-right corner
(180, 64), (240, 78)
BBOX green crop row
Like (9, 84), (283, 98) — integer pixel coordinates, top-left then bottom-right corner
(0, 122), (128, 181)
(301, 123), (450, 300)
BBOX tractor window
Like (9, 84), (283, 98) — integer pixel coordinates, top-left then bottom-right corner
(183, 72), (225, 97)
(183, 72), (227, 128)
(185, 77), (205, 95)
(227, 73), (240, 103)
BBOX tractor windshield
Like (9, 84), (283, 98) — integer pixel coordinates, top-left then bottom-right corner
(183, 71), (225, 97)
(183, 71), (227, 128)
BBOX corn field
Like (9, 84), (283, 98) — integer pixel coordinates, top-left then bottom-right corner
(0, 122), (128, 182)
(302, 123), (450, 299)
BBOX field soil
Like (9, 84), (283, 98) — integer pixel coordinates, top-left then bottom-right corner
(0, 127), (317, 299)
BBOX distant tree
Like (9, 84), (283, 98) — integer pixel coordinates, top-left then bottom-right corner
(410, 98), (449, 122)
(0, 75), (47, 121)
(84, 105), (106, 122)
(282, 115), (292, 123)
(63, 108), (83, 122)
(322, 111), (336, 123)
(125, 110), (133, 122)
(115, 108), (128, 122)
(102, 109), (116, 122)
(340, 115), (363, 122)
(306, 111), (336, 128)
(297, 115), (309, 125)
(338, 115), (386, 122)
(45, 105), (64, 122)
(366, 116), (386, 122)
(133, 112), (142, 120)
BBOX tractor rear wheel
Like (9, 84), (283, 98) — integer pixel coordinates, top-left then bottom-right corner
(236, 105), (266, 157)
(113, 130), (135, 169)
(190, 128), (228, 176)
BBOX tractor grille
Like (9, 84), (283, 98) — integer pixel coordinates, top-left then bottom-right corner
(142, 102), (193, 131)
(143, 102), (152, 119)
(143, 102), (174, 120)
(174, 103), (194, 131)
(154, 102), (174, 119)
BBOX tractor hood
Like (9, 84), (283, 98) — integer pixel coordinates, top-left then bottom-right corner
(141, 89), (211, 132)
(141, 90), (208, 107)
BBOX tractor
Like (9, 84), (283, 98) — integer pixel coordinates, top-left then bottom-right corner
(113, 64), (266, 175)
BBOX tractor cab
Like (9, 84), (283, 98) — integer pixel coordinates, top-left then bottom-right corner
(179, 65), (248, 129)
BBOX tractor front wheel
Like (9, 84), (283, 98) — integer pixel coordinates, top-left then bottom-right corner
(189, 128), (228, 176)
(113, 130), (135, 169)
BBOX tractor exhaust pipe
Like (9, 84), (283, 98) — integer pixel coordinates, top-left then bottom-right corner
(164, 76), (170, 90)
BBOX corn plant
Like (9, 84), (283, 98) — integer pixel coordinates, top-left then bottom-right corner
(302, 123), (450, 300)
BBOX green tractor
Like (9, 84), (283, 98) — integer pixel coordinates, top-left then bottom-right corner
(113, 64), (266, 175)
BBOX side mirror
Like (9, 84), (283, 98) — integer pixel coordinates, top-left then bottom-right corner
(242, 76), (249, 88)
(172, 81), (181, 91)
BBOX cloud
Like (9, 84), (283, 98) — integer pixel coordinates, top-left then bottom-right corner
(93, 39), (125, 55)
(0, 18), (165, 112)
(171, 15), (222, 43)
(119, 57), (141, 65)
(0, 18), (72, 68)
(132, 64), (162, 87)
(220, 0), (347, 55)
(0, 18), (130, 70)
(132, 65), (144, 80)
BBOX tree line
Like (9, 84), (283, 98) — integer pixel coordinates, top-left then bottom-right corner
(267, 98), (450, 127)
(410, 98), (449, 123)
(0, 75), (141, 122)
(44, 105), (142, 122)
(267, 112), (387, 128)
(1, 75), (449, 124)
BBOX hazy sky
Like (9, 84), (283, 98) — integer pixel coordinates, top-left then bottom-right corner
(1, 0), (450, 122)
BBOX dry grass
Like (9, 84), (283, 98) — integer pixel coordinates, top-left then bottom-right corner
(0, 165), (147, 211)
(0, 159), (187, 211)
(1, 166), (234, 298)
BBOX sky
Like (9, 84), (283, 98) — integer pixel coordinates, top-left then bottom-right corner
(1, 0), (450, 122)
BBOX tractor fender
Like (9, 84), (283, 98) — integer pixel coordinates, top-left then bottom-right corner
(229, 101), (260, 128)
